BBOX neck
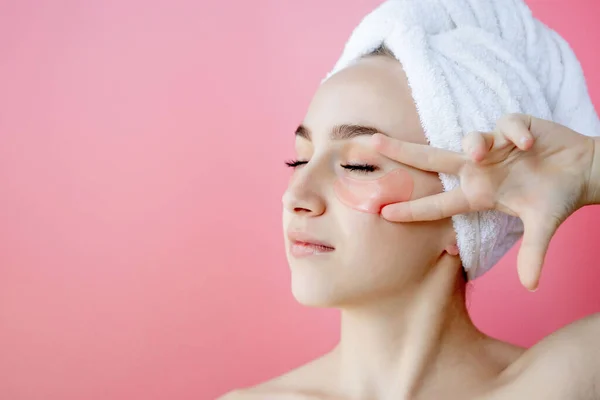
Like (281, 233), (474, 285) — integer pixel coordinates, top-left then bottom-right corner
(335, 256), (485, 399)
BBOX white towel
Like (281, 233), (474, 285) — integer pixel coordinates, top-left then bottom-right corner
(324, 0), (600, 279)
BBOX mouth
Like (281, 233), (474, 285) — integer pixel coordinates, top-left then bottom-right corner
(287, 231), (335, 258)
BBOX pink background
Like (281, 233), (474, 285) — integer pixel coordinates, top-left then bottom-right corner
(0, 1), (599, 399)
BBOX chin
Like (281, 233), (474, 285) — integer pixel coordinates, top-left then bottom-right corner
(289, 268), (344, 308)
(292, 294), (334, 308)
(290, 269), (410, 309)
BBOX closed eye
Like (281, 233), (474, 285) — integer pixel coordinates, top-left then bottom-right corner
(285, 161), (379, 173)
(285, 159), (308, 168)
(341, 163), (378, 173)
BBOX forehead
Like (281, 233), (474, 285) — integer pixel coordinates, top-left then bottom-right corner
(303, 56), (426, 145)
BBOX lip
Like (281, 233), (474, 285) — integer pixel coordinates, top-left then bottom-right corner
(287, 231), (335, 258)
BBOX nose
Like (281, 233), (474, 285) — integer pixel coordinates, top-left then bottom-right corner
(282, 172), (326, 217)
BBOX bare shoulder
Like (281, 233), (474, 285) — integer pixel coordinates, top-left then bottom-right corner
(217, 387), (302, 400)
(216, 389), (251, 400)
(496, 313), (600, 399)
(217, 353), (337, 400)
(520, 312), (600, 374)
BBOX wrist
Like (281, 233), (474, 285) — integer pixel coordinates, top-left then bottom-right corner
(585, 137), (600, 205)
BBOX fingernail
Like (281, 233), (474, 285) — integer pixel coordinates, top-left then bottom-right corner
(445, 244), (459, 256)
(520, 136), (532, 148)
(381, 206), (403, 221)
(472, 150), (484, 163)
(372, 134), (385, 147)
(381, 206), (392, 219)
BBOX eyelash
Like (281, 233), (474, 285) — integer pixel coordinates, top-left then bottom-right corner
(285, 159), (308, 168)
(284, 160), (378, 173)
(341, 163), (378, 173)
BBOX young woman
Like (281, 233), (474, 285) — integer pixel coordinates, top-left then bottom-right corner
(220, 0), (600, 397)
(219, 49), (600, 400)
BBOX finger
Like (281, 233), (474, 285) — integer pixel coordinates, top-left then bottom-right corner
(528, 115), (570, 139)
(462, 131), (495, 162)
(495, 113), (535, 151)
(372, 134), (465, 175)
(381, 188), (471, 222)
(516, 212), (560, 291)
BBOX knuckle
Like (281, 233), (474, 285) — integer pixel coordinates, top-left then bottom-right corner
(436, 196), (453, 218)
(497, 113), (527, 136)
(391, 142), (406, 158)
(462, 132), (479, 152)
(499, 113), (522, 125)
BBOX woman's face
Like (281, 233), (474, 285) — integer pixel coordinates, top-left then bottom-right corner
(282, 55), (457, 307)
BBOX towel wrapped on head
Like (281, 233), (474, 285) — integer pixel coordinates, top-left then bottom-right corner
(324, 0), (600, 279)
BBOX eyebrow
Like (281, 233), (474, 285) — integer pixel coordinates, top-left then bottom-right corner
(295, 124), (384, 141)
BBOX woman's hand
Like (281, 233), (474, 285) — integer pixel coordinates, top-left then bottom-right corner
(372, 113), (600, 290)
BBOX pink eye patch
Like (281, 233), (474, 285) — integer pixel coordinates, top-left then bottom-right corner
(334, 169), (414, 214)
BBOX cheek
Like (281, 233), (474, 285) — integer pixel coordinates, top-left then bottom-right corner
(335, 212), (409, 266)
(333, 169), (414, 214)
(338, 221), (420, 289)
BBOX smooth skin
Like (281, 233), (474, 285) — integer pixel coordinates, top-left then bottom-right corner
(372, 114), (600, 291)
(220, 55), (600, 400)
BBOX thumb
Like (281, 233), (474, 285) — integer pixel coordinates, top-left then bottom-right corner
(517, 212), (560, 291)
